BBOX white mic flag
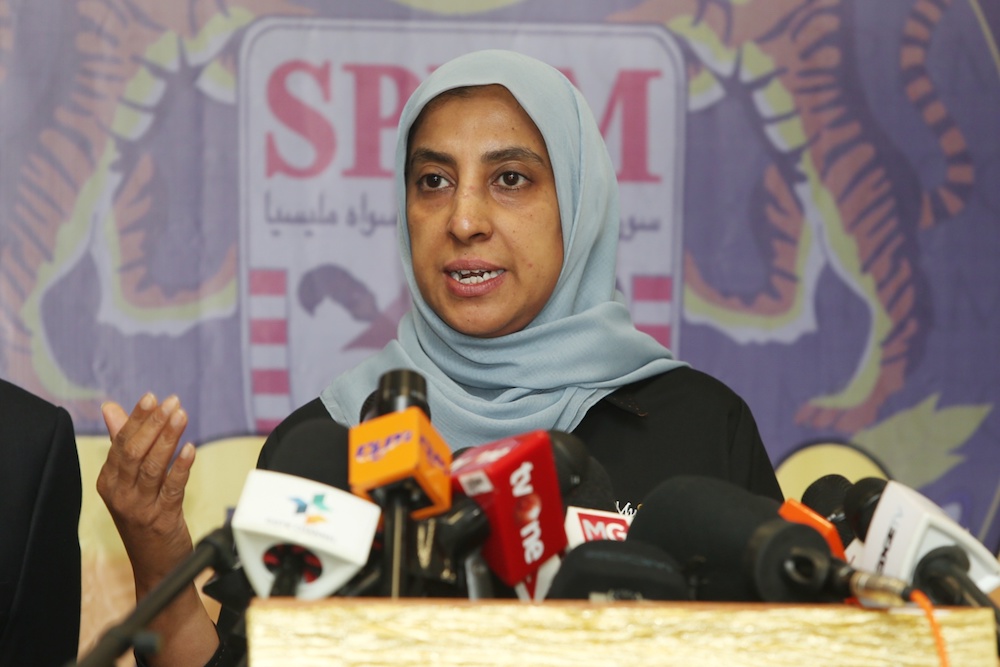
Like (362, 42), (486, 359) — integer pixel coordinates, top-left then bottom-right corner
(856, 480), (1000, 601)
(232, 469), (381, 600)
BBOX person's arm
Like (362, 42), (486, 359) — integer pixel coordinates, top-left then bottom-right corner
(0, 388), (82, 666)
(41, 406), (83, 662)
(96, 394), (219, 667)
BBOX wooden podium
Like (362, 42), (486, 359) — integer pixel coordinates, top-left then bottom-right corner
(244, 598), (997, 666)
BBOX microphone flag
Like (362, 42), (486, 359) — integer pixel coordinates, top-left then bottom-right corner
(349, 405), (452, 519)
(232, 469), (381, 600)
(451, 430), (567, 588)
(564, 507), (633, 550)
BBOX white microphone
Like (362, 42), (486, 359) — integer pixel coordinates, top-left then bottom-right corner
(846, 478), (1000, 604)
(231, 469), (381, 600)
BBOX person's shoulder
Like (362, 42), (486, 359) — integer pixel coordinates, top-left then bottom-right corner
(0, 378), (63, 418)
(617, 366), (744, 410)
(272, 397), (333, 434)
(0, 379), (73, 448)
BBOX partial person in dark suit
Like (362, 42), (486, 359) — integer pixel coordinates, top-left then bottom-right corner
(0, 378), (82, 666)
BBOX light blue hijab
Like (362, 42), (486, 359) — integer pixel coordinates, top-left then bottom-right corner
(321, 49), (685, 450)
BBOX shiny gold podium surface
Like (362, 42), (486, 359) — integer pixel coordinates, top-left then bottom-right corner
(245, 598), (997, 666)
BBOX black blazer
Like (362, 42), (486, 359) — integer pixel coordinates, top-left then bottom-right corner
(0, 379), (82, 666)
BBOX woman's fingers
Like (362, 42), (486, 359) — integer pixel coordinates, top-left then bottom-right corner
(98, 393), (192, 516)
(113, 392), (158, 445)
(101, 401), (131, 441)
(133, 399), (186, 495)
(160, 442), (196, 513)
(102, 394), (158, 485)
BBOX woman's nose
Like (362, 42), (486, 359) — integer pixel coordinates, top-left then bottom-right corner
(447, 186), (492, 243)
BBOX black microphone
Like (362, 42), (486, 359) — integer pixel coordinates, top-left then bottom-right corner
(547, 430), (590, 498)
(626, 475), (914, 604)
(801, 473), (855, 553)
(843, 476), (888, 543)
(408, 494), (493, 598)
(546, 540), (690, 601)
(262, 417), (351, 487)
(562, 454), (618, 514)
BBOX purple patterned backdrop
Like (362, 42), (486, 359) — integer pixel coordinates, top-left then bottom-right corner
(1, 0), (998, 551)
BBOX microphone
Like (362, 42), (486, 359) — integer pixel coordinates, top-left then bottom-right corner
(450, 430), (574, 600)
(410, 434), (601, 601)
(800, 473), (856, 555)
(546, 430), (591, 503)
(231, 460), (381, 599)
(844, 478), (1000, 611)
(564, 507), (632, 551)
(779, 498), (848, 561)
(349, 369), (451, 517)
(546, 540), (689, 602)
(559, 453), (630, 552)
(626, 475), (915, 605)
(348, 369), (452, 597)
(408, 495), (493, 599)
(406, 446), (490, 597)
(197, 416), (382, 666)
(561, 454), (618, 515)
(75, 527), (237, 667)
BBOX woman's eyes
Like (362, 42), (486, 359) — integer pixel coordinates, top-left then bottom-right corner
(417, 173), (450, 190)
(415, 170), (529, 191)
(496, 171), (529, 189)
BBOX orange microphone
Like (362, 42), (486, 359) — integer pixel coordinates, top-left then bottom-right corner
(348, 369), (452, 597)
(349, 404), (451, 519)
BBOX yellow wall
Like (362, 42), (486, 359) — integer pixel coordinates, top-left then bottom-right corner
(77, 435), (264, 665)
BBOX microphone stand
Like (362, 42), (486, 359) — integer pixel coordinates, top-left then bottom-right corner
(380, 489), (411, 598)
(72, 526), (237, 667)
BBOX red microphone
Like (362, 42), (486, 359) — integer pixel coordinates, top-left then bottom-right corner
(450, 431), (568, 595)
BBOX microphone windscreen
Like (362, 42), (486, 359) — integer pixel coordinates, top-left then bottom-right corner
(372, 368), (430, 419)
(801, 474), (852, 516)
(844, 477), (888, 543)
(626, 475), (781, 601)
(562, 456), (617, 513)
(546, 540), (689, 601)
(265, 418), (351, 490)
(548, 430), (590, 494)
(800, 474), (855, 549)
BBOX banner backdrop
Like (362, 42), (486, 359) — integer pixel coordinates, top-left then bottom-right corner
(2, 0), (999, 554)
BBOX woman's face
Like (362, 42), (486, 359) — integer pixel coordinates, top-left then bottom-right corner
(405, 85), (563, 338)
